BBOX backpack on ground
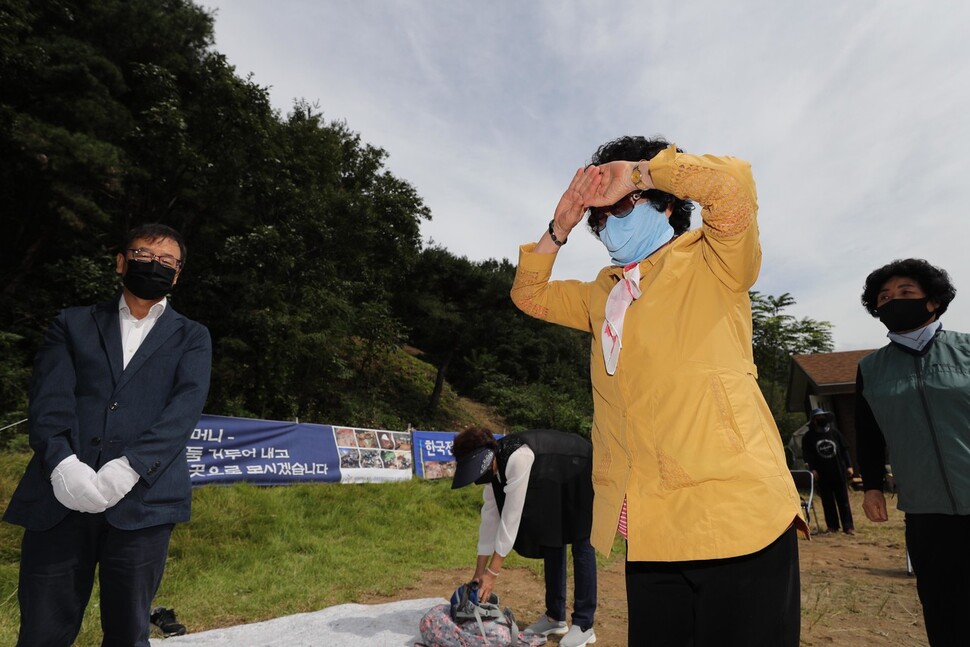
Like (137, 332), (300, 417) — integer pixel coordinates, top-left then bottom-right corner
(450, 581), (505, 631)
(415, 582), (546, 647)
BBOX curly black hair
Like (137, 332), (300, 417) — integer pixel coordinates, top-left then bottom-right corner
(451, 426), (498, 459)
(585, 136), (694, 237)
(861, 258), (957, 317)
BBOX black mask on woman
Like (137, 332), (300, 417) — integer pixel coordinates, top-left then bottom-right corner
(876, 297), (934, 332)
(123, 260), (176, 300)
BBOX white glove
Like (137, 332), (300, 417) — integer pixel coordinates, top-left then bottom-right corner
(51, 455), (109, 513)
(95, 457), (141, 508)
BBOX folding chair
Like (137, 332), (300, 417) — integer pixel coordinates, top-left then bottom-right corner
(790, 470), (821, 534)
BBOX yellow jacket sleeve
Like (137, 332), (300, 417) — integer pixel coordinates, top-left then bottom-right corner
(648, 145), (761, 292)
(509, 243), (595, 332)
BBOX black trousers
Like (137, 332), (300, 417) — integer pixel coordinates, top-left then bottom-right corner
(906, 513), (970, 647)
(817, 475), (854, 532)
(16, 512), (174, 647)
(625, 526), (800, 647)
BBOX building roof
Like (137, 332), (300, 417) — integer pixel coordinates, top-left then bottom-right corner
(786, 349), (877, 412)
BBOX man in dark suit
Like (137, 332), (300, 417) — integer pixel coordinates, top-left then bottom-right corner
(3, 223), (212, 647)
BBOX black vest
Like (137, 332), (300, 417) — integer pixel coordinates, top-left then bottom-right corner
(488, 429), (593, 558)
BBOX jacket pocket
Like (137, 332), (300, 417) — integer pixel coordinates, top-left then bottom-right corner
(590, 422), (613, 483)
(710, 374), (746, 453)
(651, 371), (747, 490)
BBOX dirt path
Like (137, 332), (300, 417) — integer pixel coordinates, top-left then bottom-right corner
(370, 491), (928, 646)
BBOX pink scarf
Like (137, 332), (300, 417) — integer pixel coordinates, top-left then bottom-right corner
(601, 262), (642, 375)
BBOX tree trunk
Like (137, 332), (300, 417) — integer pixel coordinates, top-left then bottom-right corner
(426, 343), (457, 414)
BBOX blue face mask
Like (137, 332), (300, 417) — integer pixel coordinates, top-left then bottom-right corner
(599, 201), (674, 266)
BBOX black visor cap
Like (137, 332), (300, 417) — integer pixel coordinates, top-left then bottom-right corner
(451, 447), (495, 489)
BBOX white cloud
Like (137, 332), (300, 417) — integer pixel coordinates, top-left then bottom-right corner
(197, 0), (970, 350)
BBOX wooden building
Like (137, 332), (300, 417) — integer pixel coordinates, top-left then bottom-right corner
(786, 349), (876, 465)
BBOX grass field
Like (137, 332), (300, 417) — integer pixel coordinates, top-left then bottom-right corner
(0, 451), (538, 645)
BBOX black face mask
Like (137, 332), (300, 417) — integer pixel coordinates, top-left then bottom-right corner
(876, 297), (934, 332)
(123, 260), (177, 300)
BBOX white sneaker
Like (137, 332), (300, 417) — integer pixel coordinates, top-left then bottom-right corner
(560, 624), (597, 647)
(523, 615), (568, 636)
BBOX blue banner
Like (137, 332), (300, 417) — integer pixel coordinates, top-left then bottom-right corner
(188, 415), (415, 485)
(411, 430), (458, 479)
(188, 414), (340, 485)
(412, 431), (504, 480)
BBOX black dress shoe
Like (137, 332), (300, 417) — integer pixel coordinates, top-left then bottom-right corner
(150, 607), (187, 637)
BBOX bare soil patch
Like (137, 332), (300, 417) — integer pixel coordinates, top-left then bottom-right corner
(365, 491), (928, 646)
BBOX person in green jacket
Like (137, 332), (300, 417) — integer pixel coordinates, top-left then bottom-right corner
(856, 258), (970, 647)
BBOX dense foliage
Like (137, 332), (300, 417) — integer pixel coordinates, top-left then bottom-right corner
(0, 0), (830, 448)
(0, 0), (592, 444)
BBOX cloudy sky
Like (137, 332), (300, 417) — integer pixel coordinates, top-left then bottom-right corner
(196, 1), (970, 350)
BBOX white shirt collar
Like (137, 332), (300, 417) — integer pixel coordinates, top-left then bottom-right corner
(118, 294), (167, 320)
(888, 320), (941, 351)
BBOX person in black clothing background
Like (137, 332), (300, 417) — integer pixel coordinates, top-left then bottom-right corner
(801, 408), (855, 535)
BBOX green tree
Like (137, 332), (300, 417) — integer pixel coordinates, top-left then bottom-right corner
(750, 291), (834, 437)
(1, 0), (601, 440)
(0, 1), (431, 433)
(393, 248), (592, 434)
(183, 102), (429, 424)
(0, 0), (230, 426)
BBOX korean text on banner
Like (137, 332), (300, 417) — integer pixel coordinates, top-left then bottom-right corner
(412, 431), (458, 480)
(189, 414), (340, 485)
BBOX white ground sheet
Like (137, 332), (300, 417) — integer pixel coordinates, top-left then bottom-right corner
(150, 597), (447, 647)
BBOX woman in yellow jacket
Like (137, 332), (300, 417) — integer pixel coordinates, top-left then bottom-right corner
(511, 136), (805, 647)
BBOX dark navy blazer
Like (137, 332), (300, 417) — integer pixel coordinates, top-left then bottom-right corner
(3, 297), (212, 531)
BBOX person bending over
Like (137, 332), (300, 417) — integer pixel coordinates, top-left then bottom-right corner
(451, 427), (597, 647)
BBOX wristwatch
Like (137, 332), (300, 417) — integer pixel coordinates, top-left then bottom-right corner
(631, 161), (648, 190)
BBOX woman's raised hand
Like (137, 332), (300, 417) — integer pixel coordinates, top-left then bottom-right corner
(590, 160), (650, 207)
(552, 166), (602, 234)
(546, 160), (651, 245)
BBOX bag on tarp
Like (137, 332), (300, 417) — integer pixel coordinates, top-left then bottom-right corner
(450, 581), (504, 626)
(415, 582), (546, 647)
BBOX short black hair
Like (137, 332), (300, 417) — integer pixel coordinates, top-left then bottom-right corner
(586, 136), (694, 237)
(122, 223), (187, 265)
(861, 258), (956, 317)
